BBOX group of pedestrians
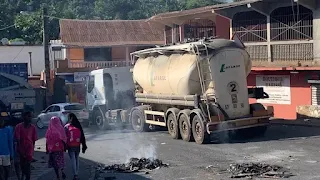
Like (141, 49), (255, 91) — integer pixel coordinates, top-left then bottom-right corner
(0, 110), (87, 180)
(46, 113), (87, 180)
(0, 111), (37, 180)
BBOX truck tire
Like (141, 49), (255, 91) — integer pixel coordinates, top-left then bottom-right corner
(167, 113), (180, 139)
(131, 108), (149, 132)
(94, 109), (108, 130)
(192, 115), (210, 144)
(179, 113), (193, 142)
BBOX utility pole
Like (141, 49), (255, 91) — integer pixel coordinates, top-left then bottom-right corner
(43, 6), (51, 105)
(28, 52), (33, 76)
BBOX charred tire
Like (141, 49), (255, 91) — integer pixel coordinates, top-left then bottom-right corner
(167, 113), (180, 139)
(131, 108), (149, 132)
(179, 114), (193, 142)
(94, 110), (108, 130)
(192, 115), (210, 144)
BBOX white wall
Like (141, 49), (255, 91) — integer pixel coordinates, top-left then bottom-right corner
(0, 46), (45, 75)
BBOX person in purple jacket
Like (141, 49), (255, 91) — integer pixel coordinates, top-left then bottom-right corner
(0, 118), (14, 180)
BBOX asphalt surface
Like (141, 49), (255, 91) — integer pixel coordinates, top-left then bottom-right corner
(36, 124), (320, 180)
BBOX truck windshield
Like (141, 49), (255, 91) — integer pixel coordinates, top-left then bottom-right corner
(64, 104), (84, 111)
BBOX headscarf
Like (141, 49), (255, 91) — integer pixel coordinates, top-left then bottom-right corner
(46, 116), (67, 144)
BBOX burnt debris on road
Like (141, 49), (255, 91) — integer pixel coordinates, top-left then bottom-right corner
(228, 163), (294, 178)
(98, 158), (169, 173)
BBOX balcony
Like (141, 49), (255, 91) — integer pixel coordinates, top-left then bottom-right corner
(69, 61), (132, 68)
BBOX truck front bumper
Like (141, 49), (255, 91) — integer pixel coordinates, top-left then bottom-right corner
(206, 116), (270, 134)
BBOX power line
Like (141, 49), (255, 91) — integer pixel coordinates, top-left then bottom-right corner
(0, 24), (15, 31)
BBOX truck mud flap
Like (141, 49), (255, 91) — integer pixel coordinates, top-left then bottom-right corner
(206, 116), (270, 134)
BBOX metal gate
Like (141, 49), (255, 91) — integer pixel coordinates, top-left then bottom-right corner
(311, 84), (320, 105)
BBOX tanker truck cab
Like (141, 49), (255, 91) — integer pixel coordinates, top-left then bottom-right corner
(86, 66), (135, 130)
(130, 38), (274, 144)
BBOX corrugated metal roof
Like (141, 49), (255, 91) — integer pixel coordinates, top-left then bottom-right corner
(147, 0), (262, 20)
(59, 19), (165, 47)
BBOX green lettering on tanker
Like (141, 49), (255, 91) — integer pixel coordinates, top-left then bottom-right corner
(220, 64), (240, 72)
(220, 64), (225, 72)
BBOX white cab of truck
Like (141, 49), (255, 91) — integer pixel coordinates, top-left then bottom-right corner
(86, 66), (135, 129)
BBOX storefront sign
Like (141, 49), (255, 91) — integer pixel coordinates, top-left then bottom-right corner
(74, 72), (89, 82)
(256, 75), (291, 105)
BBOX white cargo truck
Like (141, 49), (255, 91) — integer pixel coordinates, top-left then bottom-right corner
(86, 66), (135, 130)
(86, 38), (274, 144)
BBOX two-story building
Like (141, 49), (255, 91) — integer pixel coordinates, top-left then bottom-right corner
(148, 0), (320, 120)
(50, 19), (164, 103)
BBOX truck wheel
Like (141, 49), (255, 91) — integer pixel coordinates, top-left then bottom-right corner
(131, 108), (149, 132)
(179, 114), (193, 142)
(94, 110), (108, 130)
(167, 113), (180, 139)
(192, 115), (210, 144)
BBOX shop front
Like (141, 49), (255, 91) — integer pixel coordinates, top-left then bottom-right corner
(247, 68), (320, 120)
(55, 72), (89, 105)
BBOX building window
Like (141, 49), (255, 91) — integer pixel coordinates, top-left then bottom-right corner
(232, 11), (267, 42)
(270, 5), (313, 41)
(165, 26), (172, 44)
(184, 19), (216, 40)
(84, 47), (112, 61)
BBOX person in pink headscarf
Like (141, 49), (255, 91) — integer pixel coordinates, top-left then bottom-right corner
(45, 116), (67, 180)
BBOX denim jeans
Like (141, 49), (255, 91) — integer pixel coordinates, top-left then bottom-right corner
(68, 151), (80, 176)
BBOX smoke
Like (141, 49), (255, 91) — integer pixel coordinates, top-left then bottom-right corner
(104, 130), (158, 164)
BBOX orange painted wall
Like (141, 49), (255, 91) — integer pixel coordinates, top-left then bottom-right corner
(247, 71), (314, 120)
(67, 46), (140, 62)
(68, 48), (84, 61)
(112, 46), (126, 61)
(215, 15), (230, 39)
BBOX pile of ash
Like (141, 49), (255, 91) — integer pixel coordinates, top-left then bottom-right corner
(100, 158), (169, 173)
(228, 163), (294, 178)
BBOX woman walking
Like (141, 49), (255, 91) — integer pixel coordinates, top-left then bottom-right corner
(46, 116), (67, 180)
(65, 113), (87, 180)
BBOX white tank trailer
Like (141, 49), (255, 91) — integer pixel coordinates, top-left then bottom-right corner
(87, 39), (274, 145)
(130, 39), (273, 144)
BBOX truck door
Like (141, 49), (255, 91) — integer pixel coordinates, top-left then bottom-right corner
(103, 73), (114, 109)
(86, 75), (95, 111)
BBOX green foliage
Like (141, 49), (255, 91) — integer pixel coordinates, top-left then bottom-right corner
(1, 0), (229, 44)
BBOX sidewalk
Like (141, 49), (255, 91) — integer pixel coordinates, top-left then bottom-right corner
(9, 151), (51, 180)
(39, 154), (95, 180)
(9, 151), (95, 180)
(271, 118), (320, 127)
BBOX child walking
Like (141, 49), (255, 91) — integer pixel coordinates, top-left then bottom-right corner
(46, 116), (67, 180)
(65, 113), (87, 180)
(14, 111), (38, 180)
(0, 118), (14, 180)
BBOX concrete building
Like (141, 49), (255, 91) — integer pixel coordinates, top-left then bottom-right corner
(148, 0), (320, 120)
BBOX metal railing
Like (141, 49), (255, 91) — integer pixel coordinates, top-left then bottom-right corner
(69, 60), (132, 68)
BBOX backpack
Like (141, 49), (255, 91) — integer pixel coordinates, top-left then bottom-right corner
(66, 124), (81, 147)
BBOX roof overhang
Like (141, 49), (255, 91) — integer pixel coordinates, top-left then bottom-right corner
(146, 0), (262, 25)
(147, 0), (317, 26)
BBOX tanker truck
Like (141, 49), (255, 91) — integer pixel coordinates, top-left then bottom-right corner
(87, 38), (273, 144)
(129, 38), (273, 144)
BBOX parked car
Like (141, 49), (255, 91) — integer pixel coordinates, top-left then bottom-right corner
(36, 103), (89, 129)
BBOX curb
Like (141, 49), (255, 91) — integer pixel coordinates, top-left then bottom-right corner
(270, 119), (320, 128)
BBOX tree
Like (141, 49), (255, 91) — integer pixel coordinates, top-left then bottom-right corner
(1, 0), (231, 44)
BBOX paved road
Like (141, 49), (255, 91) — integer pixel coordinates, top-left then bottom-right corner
(35, 124), (320, 180)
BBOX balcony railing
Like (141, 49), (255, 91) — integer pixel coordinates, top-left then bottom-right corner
(69, 61), (132, 68)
